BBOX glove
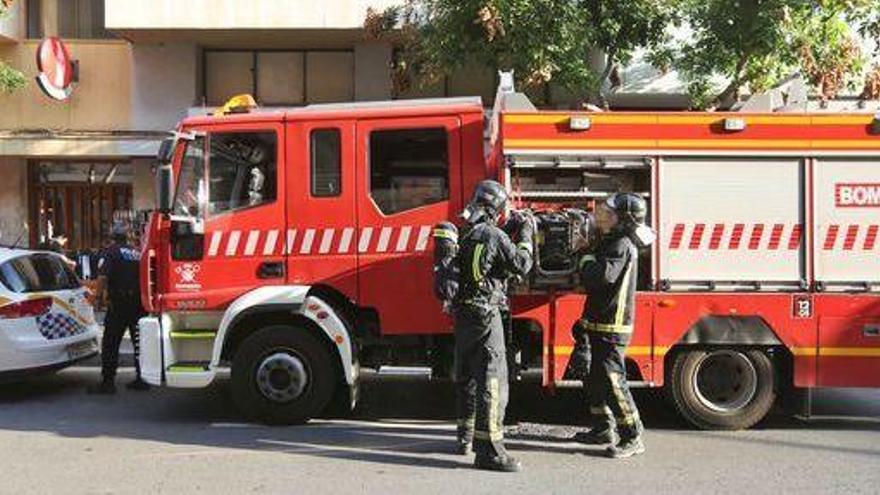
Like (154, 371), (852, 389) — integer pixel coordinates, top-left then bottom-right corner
(515, 212), (535, 247)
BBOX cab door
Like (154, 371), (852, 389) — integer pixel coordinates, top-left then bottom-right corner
(284, 119), (357, 298)
(163, 121), (287, 311)
(355, 116), (463, 334)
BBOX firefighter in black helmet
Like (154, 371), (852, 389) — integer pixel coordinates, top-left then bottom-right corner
(572, 192), (649, 458)
(453, 179), (533, 472)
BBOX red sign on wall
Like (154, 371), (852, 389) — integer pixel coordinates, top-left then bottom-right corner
(35, 37), (75, 101)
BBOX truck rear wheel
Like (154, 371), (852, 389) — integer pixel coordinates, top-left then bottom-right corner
(669, 348), (776, 430)
(231, 325), (336, 425)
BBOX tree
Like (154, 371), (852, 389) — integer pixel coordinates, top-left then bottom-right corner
(367, 0), (673, 105)
(653, 0), (870, 109)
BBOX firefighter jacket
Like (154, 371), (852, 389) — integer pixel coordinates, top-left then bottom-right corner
(578, 231), (637, 344)
(454, 220), (533, 311)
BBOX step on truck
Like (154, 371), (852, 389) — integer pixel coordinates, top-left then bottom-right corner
(138, 78), (880, 429)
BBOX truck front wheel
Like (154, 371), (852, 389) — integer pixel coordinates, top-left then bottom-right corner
(669, 348), (776, 430)
(231, 325), (337, 424)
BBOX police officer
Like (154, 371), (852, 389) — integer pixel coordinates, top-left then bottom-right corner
(87, 222), (149, 394)
(453, 180), (533, 472)
(572, 193), (648, 458)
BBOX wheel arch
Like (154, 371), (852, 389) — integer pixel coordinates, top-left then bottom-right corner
(211, 286), (356, 385)
(659, 315), (794, 388)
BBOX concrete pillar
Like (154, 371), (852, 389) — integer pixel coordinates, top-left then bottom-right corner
(131, 43), (198, 131)
(0, 158), (30, 247)
(41, 0), (58, 36)
(354, 42), (391, 101)
(131, 158), (155, 211)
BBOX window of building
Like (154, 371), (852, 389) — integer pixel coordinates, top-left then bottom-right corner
(311, 129), (341, 197)
(369, 128), (449, 215)
(203, 50), (354, 106)
(58, 0), (114, 39)
(173, 137), (206, 218)
(207, 132), (277, 215)
(26, 0), (42, 39)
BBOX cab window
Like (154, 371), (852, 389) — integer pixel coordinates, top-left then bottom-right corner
(369, 128), (448, 215)
(208, 131), (277, 215)
(173, 136), (206, 217)
(311, 128), (341, 197)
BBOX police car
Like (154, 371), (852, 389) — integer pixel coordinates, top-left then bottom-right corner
(0, 247), (99, 381)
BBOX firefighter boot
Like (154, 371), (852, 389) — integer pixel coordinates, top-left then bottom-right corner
(606, 436), (646, 459)
(572, 427), (617, 445)
(474, 454), (522, 473)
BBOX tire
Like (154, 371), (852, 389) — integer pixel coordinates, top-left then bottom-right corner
(231, 324), (337, 425)
(669, 348), (776, 430)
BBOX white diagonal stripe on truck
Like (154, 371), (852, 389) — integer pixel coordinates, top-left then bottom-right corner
(319, 229), (335, 254)
(376, 227), (393, 253)
(263, 229), (279, 256)
(338, 228), (354, 253)
(285, 229), (297, 255)
(358, 227), (373, 253)
(208, 231), (223, 257)
(396, 226), (412, 252)
(300, 229), (316, 254)
(244, 230), (260, 256)
(226, 231), (241, 256)
(415, 225), (431, 251)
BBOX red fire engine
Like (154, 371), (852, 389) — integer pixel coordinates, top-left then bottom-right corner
(139, 81), (880, 429)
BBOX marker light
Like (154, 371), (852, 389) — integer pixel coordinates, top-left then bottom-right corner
(723, 117), (747, 132)
(569, 116), (592, 131)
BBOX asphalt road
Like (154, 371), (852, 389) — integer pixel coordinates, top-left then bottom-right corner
(0, 365), (878, 495)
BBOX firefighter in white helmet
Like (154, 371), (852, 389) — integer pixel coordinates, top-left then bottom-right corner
(572, 192), (651, 458)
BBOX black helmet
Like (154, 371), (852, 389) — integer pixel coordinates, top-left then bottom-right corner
(604, 193), (647, 228)
(461, 180), (509, 224)
(432, 221), (459, 262)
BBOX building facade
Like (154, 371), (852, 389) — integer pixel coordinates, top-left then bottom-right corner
(0, 1), (875, 253)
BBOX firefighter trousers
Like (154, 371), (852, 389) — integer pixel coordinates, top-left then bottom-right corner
(101, 302), (143, 382)
(453, 305), (509, 458)
(584, 334), (643, 441)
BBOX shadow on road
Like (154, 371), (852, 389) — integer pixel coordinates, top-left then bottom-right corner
(0, 367), (878, 469)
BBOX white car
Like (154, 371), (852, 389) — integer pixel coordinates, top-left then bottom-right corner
(0, 247), (99, 381)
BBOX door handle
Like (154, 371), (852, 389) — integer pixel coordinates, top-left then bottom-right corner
(258, 261), (284, 279)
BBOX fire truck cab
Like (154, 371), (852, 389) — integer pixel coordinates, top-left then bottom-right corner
(139, 82), (880, 429)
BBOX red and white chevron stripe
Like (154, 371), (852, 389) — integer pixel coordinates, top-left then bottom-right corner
(821, 224), (880, 251)
(668, 223), (803, 251)
(669, 223), (880, 251)
(205, 225), (433, 258)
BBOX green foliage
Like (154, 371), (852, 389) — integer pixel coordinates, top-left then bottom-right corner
(655, 0), (871, 108)
(370, 0), (673, 104)
(0, 61), (26, 94)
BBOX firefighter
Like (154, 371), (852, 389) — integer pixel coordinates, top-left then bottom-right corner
(572, 193), (647, 458)
(87, 222), (149, 394)
(453, 180), (533, 472)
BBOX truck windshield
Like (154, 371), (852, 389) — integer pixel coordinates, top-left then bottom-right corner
(173, 137), (206, 217)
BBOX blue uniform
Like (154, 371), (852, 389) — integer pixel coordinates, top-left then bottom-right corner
(98, 242), (144, 381)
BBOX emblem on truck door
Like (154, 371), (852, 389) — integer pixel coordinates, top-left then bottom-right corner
(174, 263), (202, 291)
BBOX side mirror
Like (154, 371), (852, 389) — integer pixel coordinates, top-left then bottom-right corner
(157, 137), (174, 163)
(157, 164), (174, 214)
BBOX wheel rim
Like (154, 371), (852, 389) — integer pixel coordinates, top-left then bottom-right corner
(692, 350), (758, 413)
(256, 351), (309, 403)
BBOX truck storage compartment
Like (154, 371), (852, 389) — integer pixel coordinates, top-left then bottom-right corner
(813, 158), (880, 292)
(658, 157), (805, 291)
(506, 155), (653, 291)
